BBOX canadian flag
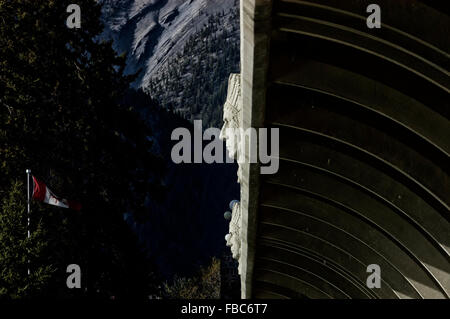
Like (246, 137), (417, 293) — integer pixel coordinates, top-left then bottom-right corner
(32, 176), (82, 211)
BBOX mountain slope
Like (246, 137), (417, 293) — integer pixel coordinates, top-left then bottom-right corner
(147, 6), (240, 126)
(100, 0), (237, 89)
(99, 1), (241, 280)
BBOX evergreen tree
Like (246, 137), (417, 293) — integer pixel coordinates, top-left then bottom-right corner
(0, 181), (54, 299)
(0, 0), (162, 298)
(163, 258), (220, 299)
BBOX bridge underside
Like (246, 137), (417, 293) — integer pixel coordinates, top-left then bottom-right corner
(239, 0), (449, 298)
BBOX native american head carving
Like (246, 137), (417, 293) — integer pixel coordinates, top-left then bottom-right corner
(220, 73), (242, 158)
(225, 200), (242, 274)
(220, 73), (243, 183)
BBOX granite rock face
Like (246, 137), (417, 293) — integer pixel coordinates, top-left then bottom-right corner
(100, 0), (236, 88)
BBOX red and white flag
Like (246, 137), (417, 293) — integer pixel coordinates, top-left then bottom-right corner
(32, 176), (82, 211)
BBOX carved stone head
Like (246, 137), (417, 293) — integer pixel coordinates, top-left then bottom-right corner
(225, 200), (241, 272)
(220, 73), (242, 160)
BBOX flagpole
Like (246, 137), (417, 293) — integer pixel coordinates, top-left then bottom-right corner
(26, 169), (31, 276)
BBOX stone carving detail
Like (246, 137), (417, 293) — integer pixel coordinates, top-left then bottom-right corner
(225, 200), (242, 275)
(221, 73), (243, 275)
(220, 73), (243, 183)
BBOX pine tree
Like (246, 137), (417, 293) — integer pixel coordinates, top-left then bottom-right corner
(162, 257), (220, 299)
(0, 0), (162, 298)
(0, 181), (54, 299)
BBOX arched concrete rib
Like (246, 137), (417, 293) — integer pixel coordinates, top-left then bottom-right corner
(270, 31), (450, 119)
(273, 137), (450, 254)
(258, 238), (394, 299)
(257, 256), (354, 298)
(261, 184), (450, 298)
(257, 242), (382, 298)
(257, 234), (417, 299)
(276, 157), (450, 260)
(276, 14), (449, 91)
(272, 124), (450, 215)
(271, 104), (449, 204)
(253, 288), (291, 299)
(256, 268), (334, 299)
(259, 201), (444, 298)
(258, 224), (415, 299)
(267, 84), (450, 200)
(274, 2), (450, 70)
(278, 0), (450, 58)
(254, 279), (307, 299)
(238, 0), (449, 299)
(271, 78), (450, 157)
(270, 38), (449, 120)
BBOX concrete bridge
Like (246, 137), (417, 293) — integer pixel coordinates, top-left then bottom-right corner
(224, 0), (449, 299)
